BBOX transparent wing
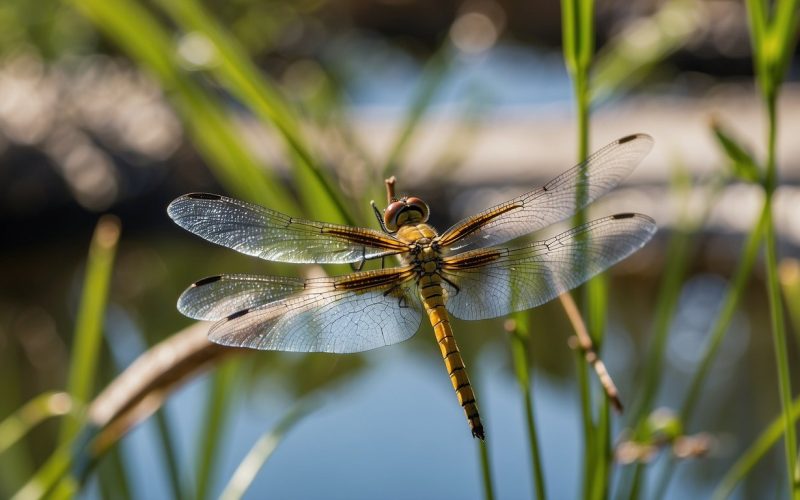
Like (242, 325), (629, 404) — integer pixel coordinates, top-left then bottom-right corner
(168, 193), (408, 264)
(438, 134), (653, 252)
(440, 213), (656, 320)
(207, 267), (423, 353)
(178, 274), (305, 321)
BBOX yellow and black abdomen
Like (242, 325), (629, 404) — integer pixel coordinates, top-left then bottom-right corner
(418, 274), (484, 440)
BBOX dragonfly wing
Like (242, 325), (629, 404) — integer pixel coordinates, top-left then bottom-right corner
(438, 134), (653, 252)
(178, 274), (306, 321)
(440, 213), (656, 320)
(207, 267), (423, 353)
(168, 193), (408, 264)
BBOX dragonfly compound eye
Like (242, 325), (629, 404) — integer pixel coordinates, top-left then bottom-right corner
(383, 200), (406, 232)
(383, 197), (430, 231)
(405, 197), (430, 222)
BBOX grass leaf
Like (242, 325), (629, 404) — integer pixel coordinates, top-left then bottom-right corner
(219, 401), (316, 500)
(478, 439), (495, 500)
(506, 314), (547, 500)
(59, 215), (121, 443)
(196, 359), (239, 500)
(710, 119), (762, 183)
(12, 445), (75, 500)
(154, 0), (353, 225)
(0, 392), (73, 456)
(779, 259), (800, 347)
(713, 395), (800, 500)
(593, 0), (703, 103)
(69, 0), (298, 211)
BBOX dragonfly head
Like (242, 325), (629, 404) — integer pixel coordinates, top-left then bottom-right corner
(384, 196), (430, 232)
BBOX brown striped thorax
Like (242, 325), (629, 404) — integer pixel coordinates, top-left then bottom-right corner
(384, 196), (447, 274)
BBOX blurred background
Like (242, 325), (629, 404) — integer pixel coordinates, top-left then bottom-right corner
(0, 0), (799, 498)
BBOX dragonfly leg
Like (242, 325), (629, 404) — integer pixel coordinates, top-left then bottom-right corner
(370, 200), (391, 233)
(438, 273), (461, 295)
(382, 284), (410, 309)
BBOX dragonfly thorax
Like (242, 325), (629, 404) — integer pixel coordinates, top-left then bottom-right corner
(394, 223), (443, 273)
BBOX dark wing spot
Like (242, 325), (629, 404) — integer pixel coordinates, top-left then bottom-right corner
(194, 275), (222, 287)
(618, 134), (639, 144)
(187, 193), (222, 200)
(226, 308), (250, 321)
(612, 213), (636, 220)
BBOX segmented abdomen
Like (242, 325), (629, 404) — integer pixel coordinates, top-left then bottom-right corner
(420, 280), (484, 440)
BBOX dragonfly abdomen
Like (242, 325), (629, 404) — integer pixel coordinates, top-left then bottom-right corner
(420, 281), (484, 440)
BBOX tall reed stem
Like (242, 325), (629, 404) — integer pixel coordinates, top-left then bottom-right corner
(507, 316), (547, 499)
(762, 91), (797, 498)
(479, 440), (495, 500)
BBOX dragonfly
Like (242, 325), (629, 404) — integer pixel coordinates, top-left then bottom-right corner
(168, 133), (657, 440)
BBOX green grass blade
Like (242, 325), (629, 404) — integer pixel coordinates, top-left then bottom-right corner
(591, 398), (611, 500)
(656, 198), (766, 497)
(779, 259), (800, 347)
(97, 445), (133, 500)
(155, 409), (189, 500)
(627, 229), (692, 423)
(507, 314), (547, 500)
(780, 259), (800, 487)
(561, 0), (578, 75)
(713, 395), (800, 500)
(561, 0), (594, 74)
(0, 392), (73, 456)
(629, 168), (727, 424)
(59, 215), (121, 443)
(680, 205), (767, 424)
(760, 56), (797, 493)
(561, 3), (597, 490)
(582, 274), (611, 500)
(620, 167), (721, 499)
(744, 0), (771, 97)
(742, 0), (800, 484)
(154, 0), (353, 225)
(478, 439), (495, 500)
(575, 350), (595, 499)
(710, 120), (762, 183)
(68, 0), (297, 211)
(12, 445), (75, 500)
(763, 203), (797, 497)
(771, 0), (800, 80)
(0, 339), (34, 495)
(196, 359), (239, 500)
(561, 0), (600, 488)
(219, 401), (316, 500)
(577, 0), (595, 68)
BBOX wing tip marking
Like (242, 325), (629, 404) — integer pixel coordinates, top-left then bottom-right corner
(226, 308), (250, 321)
(618, 133), (652, 145)
(186, 192), (222, 200)
(193, 275), (223, 287)
(610, 212), (657, 226)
